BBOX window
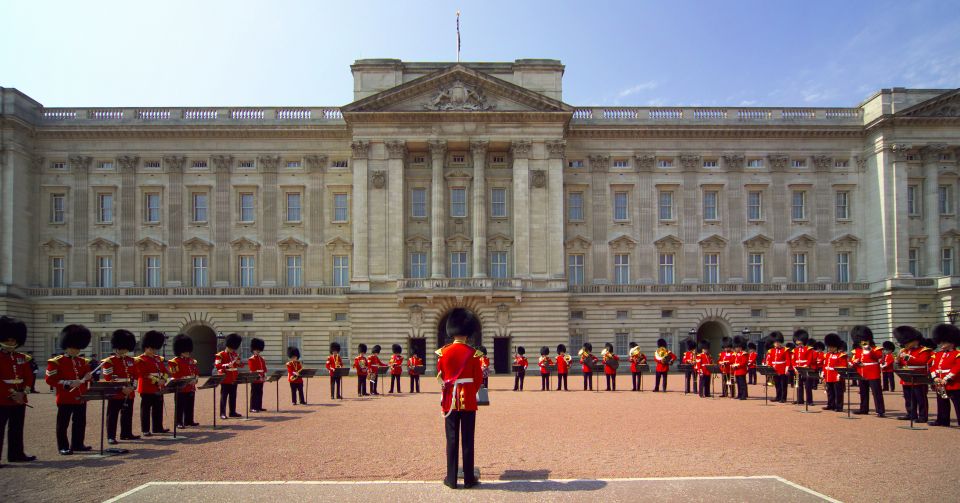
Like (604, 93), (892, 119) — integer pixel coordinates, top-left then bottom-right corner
(240, 312), (254, 322)
(238, 255), (255, 287)
(939, 185), (953, 215)
(836, 252), (850, 283)
(51, 313), (64, 324)
(657, 159), (673, 168)
(332, 160), (348, 168)
(568, 160), (584, 168)
(238, 160), (255, 169)
(286, 160), (301, 168)
(703, 160), (718, 168)
(450, 188), (467, 218)
(450, 252), (468, 278)
(658, 253), (675, 285)
(942, 248), (954, 276)
(286, 335), (302, 358)
(703, 191), (718, 221)
(658, 191), (673, 221)
(835, 159), (850, 168)
(661, 310), (674, 318)
(568, 333), (585, 354)
(239, 192), (255, 222)
(287, 312), (300, 322)
(50, 257), (65, 287)
(795, 308), (807, 317)
(333, 193), (348, 222)
(192, 256), (208, 287)
(192, 193), (208, 222)
(614, 253), (630, 285)
(909, 248), (920, 277)
(410, 188), (427, 218)
(145, 193), (160, 223)
(490, 251), (508, 279)
(452, 155), (465, 164)
(568, 192), (584, 221)
(615, 333), (628, 355)
(747, 159), (763, 168)
(792, 253), (807, 283)
(748, 253), (763, 283)
(410, 252), (427, 278)
(491, 188), (507, 218)
(97, 337), (112, 357)
(791, 159), (806, 168)
(491, 155), (505, 164)
(835, 191), (849, 220)
(332, 334), (349, 361)
(99, 161), (114, 170)
(334, 312), (348, 322)
(285, 255), (303, 287)
(192, 160), (207, 169)
(570, 310), (585, 320)
(412, 156), (426, 164)
(616, 310), (628, 320)
(568, 254), (584, 285)
(286, 193), (302, 222)
(614, 192), (629, 221)
(144, 256), (161, 287)
(750, 309), (764, 318)
(747, 191), (763, 221)
(907, 185), (920, 215)
(612, 159), (629, 168)
(51, 194), (66, 223)
(96, 313), (112, 323)
(791, 191), (806, 221)
(96, 256), (113, 287)
(52, 161), (66, 170)
(97, 193), (113, 223)
(703, 253), (719, 284)
(333, 255), (349, 286)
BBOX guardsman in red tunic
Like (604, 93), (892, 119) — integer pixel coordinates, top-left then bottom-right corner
(388, 344), (404, 394)
(135, 330), (169, 435)
(368, 345), (385, 396)
(579, 343), (597, 391)
(169, 334), (200, 427)
(353, 344), (369, 396)
(821, 333), (847, 411)
(850, 325), (885, 417)
(807, 340), (825, 406)
(747, 342), (759, 384)
(46, 324), (93, 455)
(477, 346), (490, 389)
(718, 337), (733, 397)
(791, 330), (812, 405)
(601, 343), (619, 391)
(731, 336), (749, 400)
(0, 316), (36, 465)
(930, 323), (960, 427)
(512, 346), (528, 391)
(629, 342), (649, 392)
(538, 346), (554, 391)
(764, 331), (791, 403)
(653, 338), (676, 392)
(247, 338), (267, 412)
(556, 344), (571, 391)
(436, 308), (483, 490)
(214, 333), (244, 419)
(287, 347), (306, 404)
(893, 325), (933, 422)
(680, 339), (697, 394)
(407, 349), (424, 393)
(695, 340), (712, 398)
(880, 340), (896, 392)
(326, 342), (344, 400)
(102, 329), (139, 443)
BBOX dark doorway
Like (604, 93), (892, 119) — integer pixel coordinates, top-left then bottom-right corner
(493, 337), (511, 374)
(185, 324), (217, 376)
(409, 337), (426, 364)
(696, 321), (727, 358)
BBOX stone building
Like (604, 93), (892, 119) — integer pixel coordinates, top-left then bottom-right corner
(1, 59), (958, 373)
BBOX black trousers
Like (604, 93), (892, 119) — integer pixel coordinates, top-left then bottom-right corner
(331, 375), (343, 398)
(698, 375), (711, 397)
(482, 375), (488, 388)
(541, 374), (550, 390)
(556, 373), (568, 391)
(219, 383), (238, 416)
(389, 374), (402, 393)
(583, 371), (592, 390)
(140, 394), (165, 432)
(175, 392), (195, 426)
(903, 385), (929, 421)
(654, 371), (668, 391)
(605, 374), (616, 391)
(370, 375), (379, 395)
(748, 368), (757, 384)
(290, 382), (305, 404)
(934, 389), (960, 425)
(513, 371), (525, 391)
(721, 374), (730, 397)
(684, 371), (697, 393)
(0, 405), (27, 460)
(444, 410), (476, 485)
(736, 375), (748, 399)
(795, 375), (807, 403)
(357, 376), (368, 396)
(106, 397), (134, 439)
(826, 381), (844, 410)
(409, 375), (420, 393)
(250, 382), (264, 410)
(882, 372), (895, 392)
(857, 378), (885, 414)
(803, 377), (816, 404)
(55, 403), (86, 451)
(774, 374), (788, 402)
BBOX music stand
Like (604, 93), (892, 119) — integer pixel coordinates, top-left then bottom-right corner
(795, 368), (821, 414)
(159, 378), (194, 440)
(333, 367), (350, 400)
(677, 364), (694, 395)
(704, 365), (721, 399)
(298, 369), (318, 402)
(267, 370), (285, 412)
(895, 370), (931, 430)
(837, 367), (861, 420)
(234, 371), (259, 420)
(80, 381), (128, 457)
(757, 366), (777, 406)
(636, 363), (649, 391)
(591, 362), (605, 393)
(412, 365), (426, 376)
(197, 374), (224, 430)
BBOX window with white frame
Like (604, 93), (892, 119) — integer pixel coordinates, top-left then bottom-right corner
(97, 193), (113, 223)
(145, 193), (160, 223)
(450, 252), (468, 278)
(748, 253), (763, 283)
(491, 188), (507, 218)
(568, 254), (584, 285)
(658, 191), (673, 221)
(192, 256), (208, 287)
(52, 161), (66, 170)
(791, 159), (806, 168)
(50, 257), (65, 288)
(96, 256), (113, 287)
(451, 154), (465, 164)
(99, 161), (114, 170)
(939, 185), (953, 215)
(835, 159), (850, 168)
(791, 191), (806, 221)
(144, 256), (161, 287)
(657, 159), (673, 168)
(192, 192), (208, 222)
(333, 255), (349, 286)
(615, 333), (628, 355)
(747, 191), (763, 221)
(909, 248), (920, 277)
(658, 253), (675, 285)
(286, 160), (301, 169)
(411, 188), (427, 218)
(614, 253), (630, 285)
(747, 159), (763, 168)
(238, 255), (256, 286)
(907, 185), (920, 215)
(192, 160), (207, 169)
(942, 248), (954, 276)
(612, 159), (629, 168)
(239, 192), (255, 222)
(286, 193), (302, 222)
(332, 160), (348, 168)
(614, 191), (629, 221)
(792, 253), (808, 283)
(702, 159), (718, 168)
(568, 192), (584, 221)
(568, 160), (584, 168)
(835, 191), (850, 220)
(490, 251), (508, 278)
(703, 190), (718, 221)
(836, 252), (850, 283)
(703, 253), (719, 284)
(238, 160), (255, 169)
(410, 252), (427, 278)
(286, 255), (303, 287)
(450, 188), (467, 218)
(333, 193), (348, 222)
(568, 333), (584, 354)
(49, 193), (66, 223)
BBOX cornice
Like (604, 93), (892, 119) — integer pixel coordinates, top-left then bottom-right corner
(343, 111), (572, 124)
(34, 126), (351, 141)
(566, 125), (864, 139)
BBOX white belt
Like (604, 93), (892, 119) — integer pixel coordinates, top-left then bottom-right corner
(860, 362), (879, 366)
(935, 369), (950, 374)
(771, 361), (785, 364)
(2, 379), (23, 384)
(110, 378), (130, 383)
(906, 365), (926, 369)
(442, 378), (475, 418)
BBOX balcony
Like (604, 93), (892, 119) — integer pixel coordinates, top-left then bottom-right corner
(22, 286), (349, 298)
(570, 106), (862, 126)
(567, 283), (871, 294)
(38, 106), (344, 126)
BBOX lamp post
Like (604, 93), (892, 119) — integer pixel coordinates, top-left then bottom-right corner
(688, 328), (697, 341)
(741, 327), (751, 337)
(948, 310), (959, 325)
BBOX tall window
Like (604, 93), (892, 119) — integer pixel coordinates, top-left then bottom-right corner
(658, 191), (673, 221)
(450, 188), (467, 217)
(96, 256), (113, 287)
(50, 257), (65, 288)
(192, 193), (208, 222)
(145, 193), (160, 223)
(333, 255), (349, 286)
(450, 252), (468, 278)
(615, 333), (628, 355)
(51, 194), (66, 223)
(939, 185), (953, 215)
(748, 253), (763, 283)
(703, 253), (719, 284)
(568, 254), (584, 285)
(284, 255), (302, 286)
(792, 253), (807, 283)
(791, 191), (806, 221)
(747, 191), (762, 221)
(411, 188), (426, 218)
(614, 192), (629, 221)
(703, 190), (718, 221)
(144, 256), (161, 287)
(238, 255), (255, 286)
(658, 253), (675, 285)
(491, 188), (507, 217)
(333, 193), (348, 222)
(568, 192), (584, 221)
(942, 248), (954, 276)
(614, 253), (630, 285)
(192, 256), (208, 287)
(835, 191), (849, 220)
(239, 192), (255, 222)
(97, 193), (113, 223)
(410, 253), (427, 278)
(490, 251), (508, 278)
(908, 248), (920, 277)
(907, 185), (919, 215)
(836, 252), (850, 283)
(286, 193), (302, 222)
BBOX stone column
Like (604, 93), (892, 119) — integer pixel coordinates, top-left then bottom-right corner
(118, 155), (139, 287)
(546, 140), (566, 278)
(164, 155), (185, 286)
(589, 154), (609, 283)
(511, 141), (532, 278)
(351, 141), (370, 289)
(258, 155), (280, 286)
(305, 155), (327, 286)
(213, 155), (232, 286)
(68, 155), (92, 286)
(471, 141), (488, 278)
(386, 141), (407, 279)
(923, 144), (947, 277)
(429, 140), (447, 278)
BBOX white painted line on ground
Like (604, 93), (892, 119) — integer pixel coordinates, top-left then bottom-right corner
(774, 476), (843, 503)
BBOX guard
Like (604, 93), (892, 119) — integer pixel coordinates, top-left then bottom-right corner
(437, 308), (483, 490)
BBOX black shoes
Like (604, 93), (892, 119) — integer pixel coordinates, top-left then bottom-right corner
(107, 438), (118, 445)
(928, 421), (950, 427)
(852, 410), (869, 415)
(443, 479), (458, 489)
(187, 423), (200, 427)
(74, 445), (92, 452)
(8, 455), (35, 463)
(59, 449), (73, 456)
(463, 479), (480, 489)
(229, 413), (243, 418)
(154, 428), (171, 434)
(120, 434), (141, 440)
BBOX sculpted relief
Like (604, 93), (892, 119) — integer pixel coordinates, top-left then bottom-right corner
(423, 80), (493, 111)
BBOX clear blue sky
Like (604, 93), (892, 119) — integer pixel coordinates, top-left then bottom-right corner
(2, 0), (958, 108)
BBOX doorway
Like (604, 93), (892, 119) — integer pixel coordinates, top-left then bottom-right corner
(696, 321), (727, 358)
(409, 337), (426, 364)
(185, 324), (217, 376)
(493, 337), (511, 374)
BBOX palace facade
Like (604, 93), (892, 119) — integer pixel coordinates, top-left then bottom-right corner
(2, 59), (959, 373)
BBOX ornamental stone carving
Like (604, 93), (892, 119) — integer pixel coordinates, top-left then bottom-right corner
(812, 155), (833, 172)
(470, 140), (489, 156)
(136, 237), (166, 252)
(510, 140), (532, 160)
(68, 155), (93, 172)
(118, 155), (139, 173)
(351, 140), (370, 160)
(546, 140), (566, 159)
(371, 170), (387, 189)
(428, 140), (447, 160)
(386, 141), (407, 159)
(588, 155), (609, 173)
(31, 156), (45, 173)
(423, 80), (493, 111)
(409, 304), (424, 329)
(212, 155), (235, 173)
(496, 303), (510, 327)
(855, 156), (868, 172)
(890, 144), (913, 161)
(767, 154), (789, 171)
(634, 154), (656, 172)
(304, 154), (327, 172)
(921, 144), (948, 161)
(679, 154), (701, 171)
(163, 155), (186, 173)
(530, 169), (547, 188)
(256, 155), (279, 173)
(722, 154), (745, 171)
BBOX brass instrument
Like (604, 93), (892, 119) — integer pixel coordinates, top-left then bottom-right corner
(934, 378), (949, 399)
(563, 353), (572, 365)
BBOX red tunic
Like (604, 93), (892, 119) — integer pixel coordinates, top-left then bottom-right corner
(898, 347), (933, 385)
(852, 346), (883, 380)
(747, 352), (758, 369)
(880, 353), (895, 373)
(931, 349), (960, 391)
(214, 350), (243, 385)
(580, 352), (598, 372)
(478, 356), (489, 377)
(135, 353), (168, 395)
(352, 355), (368, 377)
(389, 354), (404, 376)
(169, 356), (199, 393)
(45, 355), (91, 405)
(101, 354), (138, 400)
(681, 350), (695, 366)
(807, 350), (822, 371)
(602, 353), (619, 375)
(695, 352), (712, 376)
(822, 352), (847, 383)
(793, 346), (812, 368)
(0, 350), (34, 406)
(556, 354), (571, 374)
(718, 350), (731, 376)
(325, 354), (343, 376)
(538, 356), (554, 375)
(437, 341), (483, 413)
(630, 352), (648, 373)
(407, 356), (423, 376)
(654, 350), (676, 373)
(765, 347), (791, 375)
(514, 355), (528, 371)
(731, 351), (748, 376)
(248, 354), (267, 384)
(367, 355), (384, 379)
(287, 360), (304, 384)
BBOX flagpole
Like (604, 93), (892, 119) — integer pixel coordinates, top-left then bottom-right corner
(456, 10), (461, 62)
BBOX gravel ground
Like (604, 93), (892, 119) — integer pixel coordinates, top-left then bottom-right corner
(1, 374), (954, 503)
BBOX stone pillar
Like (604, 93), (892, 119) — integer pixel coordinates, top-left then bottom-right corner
(68, 155), (92, 286)
(546, 140), (566, 278)
(258, 155), (280, 286)
(589, 154), (609, 283)
(511, 141), (532, 278)
(471, 141), (488, 278)
(305, 155), (327, 286)
(351, 141), (370, 289)
(118, 155), (139, 287)
(164, 156), (186, 286)
(213, 155), (232, 286)
(429, 140), (447, 278)
(923, 144), (947, 277)
(386, 141), (407, 279)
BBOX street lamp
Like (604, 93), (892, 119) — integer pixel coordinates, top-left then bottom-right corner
(948, 310), (959, 325)
(741, 327), (751, 337)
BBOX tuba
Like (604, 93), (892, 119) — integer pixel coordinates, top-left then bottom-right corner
(656, 347), (671, 365)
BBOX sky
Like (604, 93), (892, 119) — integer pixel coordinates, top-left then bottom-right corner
(2, 0), (958, 108)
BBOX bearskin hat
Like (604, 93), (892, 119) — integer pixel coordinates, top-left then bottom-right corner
(110, 329), (136, 351)
(59, 324), (92, 350)
(721, 336), (733, 349)
(142, 330), (166, 350)
(330, 341), (341, 353)
(747, 342), (757, 350)
(629, 341), (638, 349)
(793, 329), (810, 345)
(540, 346), (549, 356)
(287, 346), (300, 359)
(0, 316), (27, 347)
(882, 341), (895, 351)
(851, 325), (874, 346)
(250, 337), (265, 352)
(893, 325), (923, 346)
(358, 343), (367, 353)
(392, 343), (402, 354)
(445, 308), (480, 338)
(224, 333), (242, 350)
(768, 331), (785, 344)
(933, 324), (960, 346)
(372, 344), (381, 354)
(732, 336), (746, 349)
(813, 341), (825, 351)
(173, 334), (193, 356)
(684, 338), (696, 350)
(698, 340), (711, 352)
(824, 333), (842, 349)
(517, 346), (525, 355)
(656, 338), (667, 348)
(786, 342), (796, 350)
(479, 345), (488, 355)
(583, 342), (593, 352)
(557, 343), (567, 353)
(921, 338), (937, 349)
(603, 342), (613, 352)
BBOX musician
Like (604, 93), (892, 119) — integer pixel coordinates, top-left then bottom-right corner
(368, 345), (385, 395)
(653, 338), (676, 392)
(893, 326), (932, 423)
(579, 342), (597, 391)
(807, 340), (824, 406)
(326, 342), (344, 400)
(821, 333), (847, 411)
(792, 330), (813, 405)
(135, 330), (169, 435)
(436, 308), (483, 489)
(215, 333), (244, 419)
(601, 343), (619, 391)
(629, 342), (648, 392)
(287, 347), (306, 405)
(718, 337), (733, 397)
(169, 334), (200, 428)
(538, 347), (554, 391)
(477, 346), (489, 389)
(46, 325), (93, 455)
(850, 325), (885, 417)
(388, 344), (404, 394)
(680, 339), (697, 394)
(930, 324), (960, 427)
(407, 349), (423, 393)
(746, 342), (759, 385)
(764, 331), (790, 403)
(102, 329), (139, 444)
(353, 344), (369, 396)
(248, 338), (267, 412)
(512, 346), (528, 391)
(881, 341), (896, 392)
(785, 342), (796, 389)
(0, 316), (36, 465)
(556, 344), (570, 391)
(695, 340), (712, 398)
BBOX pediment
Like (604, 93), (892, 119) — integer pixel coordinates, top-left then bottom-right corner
(898, 89), (960, 118)
(341, 65), (573, 117)
(787, 233), (817, 248)
(41, 238), (72, 251)
(831, 233), (861, 247)
(446, 233), (473, 252)
(653, 234), (682, 249)
(183, 237), (214, 251)
(743, 233), (773, 248)
(565, 235), (591, 251)
(698, 234), (728, 248)
(325, 236), (353, 252)
(610, 234), (639, 250)
(487, 233), (513, 248)
(89, 237), (119, 251)
(278, 237), (308, 251)
(230, 237), (261, 251)
(405, 234), (430, 254)
(136, 237), (167, 251)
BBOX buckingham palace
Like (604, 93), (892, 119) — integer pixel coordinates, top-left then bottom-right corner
(1, 59), (959, 373)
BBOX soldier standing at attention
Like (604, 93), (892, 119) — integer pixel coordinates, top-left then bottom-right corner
(353, 344), (369, 397)
(437, 308), (483, 490)
(102, 329), (139, 444)
(388, 344), (404, 393)
(407, 349), (423, 393)
(46, 325), (93, 455)
(555, 344), (570, 391)
(512, 346), (527, 391)
(0, 316), (36, 465)
(248, 338), (267, 412)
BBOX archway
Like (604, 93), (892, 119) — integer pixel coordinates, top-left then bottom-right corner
(436, 308), (483, 349)
(184, 324), (217, 376)
(696, 321), (727, 358)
